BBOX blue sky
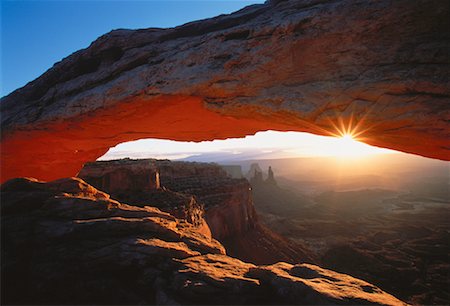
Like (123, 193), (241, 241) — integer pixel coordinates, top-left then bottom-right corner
(1, 0), (263, 97)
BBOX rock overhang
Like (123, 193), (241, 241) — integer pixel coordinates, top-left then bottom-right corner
(1, 0), (449, 182)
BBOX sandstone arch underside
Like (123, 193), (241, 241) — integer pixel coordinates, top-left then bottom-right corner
(1, 0), (449, 182)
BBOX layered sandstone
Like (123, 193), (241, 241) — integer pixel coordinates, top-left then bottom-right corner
(78, 158), (161, 193)
(1, 177), (406, 305)
(1, 0), (449, 182)
(78, 159), (212, 236)
(78, 158), (309, 264)
(78, 158), (258, 240)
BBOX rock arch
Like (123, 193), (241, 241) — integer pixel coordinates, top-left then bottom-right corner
(1, 0), (449, 182)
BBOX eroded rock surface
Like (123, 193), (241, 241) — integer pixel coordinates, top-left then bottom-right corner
(78, 158), (257, 240)
(1, 177), (406, 305)
(1, 0), (449, 182)
(78, 159), (210, 233)
(78, 158), (312, 264)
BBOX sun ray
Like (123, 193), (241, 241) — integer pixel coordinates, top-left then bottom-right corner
(323, 102), (383, 144)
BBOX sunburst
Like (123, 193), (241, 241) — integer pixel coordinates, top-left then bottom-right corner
(323, 110), (385, 158)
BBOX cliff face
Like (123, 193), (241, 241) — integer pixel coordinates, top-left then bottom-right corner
(79, 159), (258, 241)
(78, 158), (313, 264)
(79, 160), (160, 193)
(78, 159), (212, 237)
(1, 177), (407, 305)
(157, 161), (258, 241)
(201, 179), (255, 240)
(1, 0), (449, 182)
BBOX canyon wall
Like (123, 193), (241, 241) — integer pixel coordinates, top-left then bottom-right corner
(79, 159), (160, 193)
(156, 160), (258, 241)
(78, 158), (311, 264)
(1, 0), (449, 182)
(79, 159), (258, 241)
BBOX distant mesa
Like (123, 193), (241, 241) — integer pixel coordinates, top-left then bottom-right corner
(249, 163), (278, 186)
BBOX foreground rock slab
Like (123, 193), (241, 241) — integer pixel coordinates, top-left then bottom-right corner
(1, 0), (449, 182)
(1, 177), (406, 305)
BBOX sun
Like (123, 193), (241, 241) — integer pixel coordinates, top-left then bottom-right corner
(321, 112), (393, 159)
(332, 133), (380, 158)
(340, 134), (354, 143)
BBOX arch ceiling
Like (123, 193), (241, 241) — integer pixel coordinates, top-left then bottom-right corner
(1, 0), (449, 182)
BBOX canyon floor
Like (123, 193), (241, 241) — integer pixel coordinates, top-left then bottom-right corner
(251, 172), (449, 305)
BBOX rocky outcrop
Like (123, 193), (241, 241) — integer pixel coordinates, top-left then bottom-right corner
(164, 165), (314, 264)
(1, 177), (224, 304)
(79, 159), (315, 264)
(1, 0), (449, 182)
(78, 158), (161, 193)
(1, 177), (406, 305)
(267, 166), (277, 185)
(79, 158), (258, 240)
(78, 158), (312, 264)
(247, 163), (264, 180)
(249, 163), (278, 186)
(78, 159), (211, 236)
(174, 254), (407, 305)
